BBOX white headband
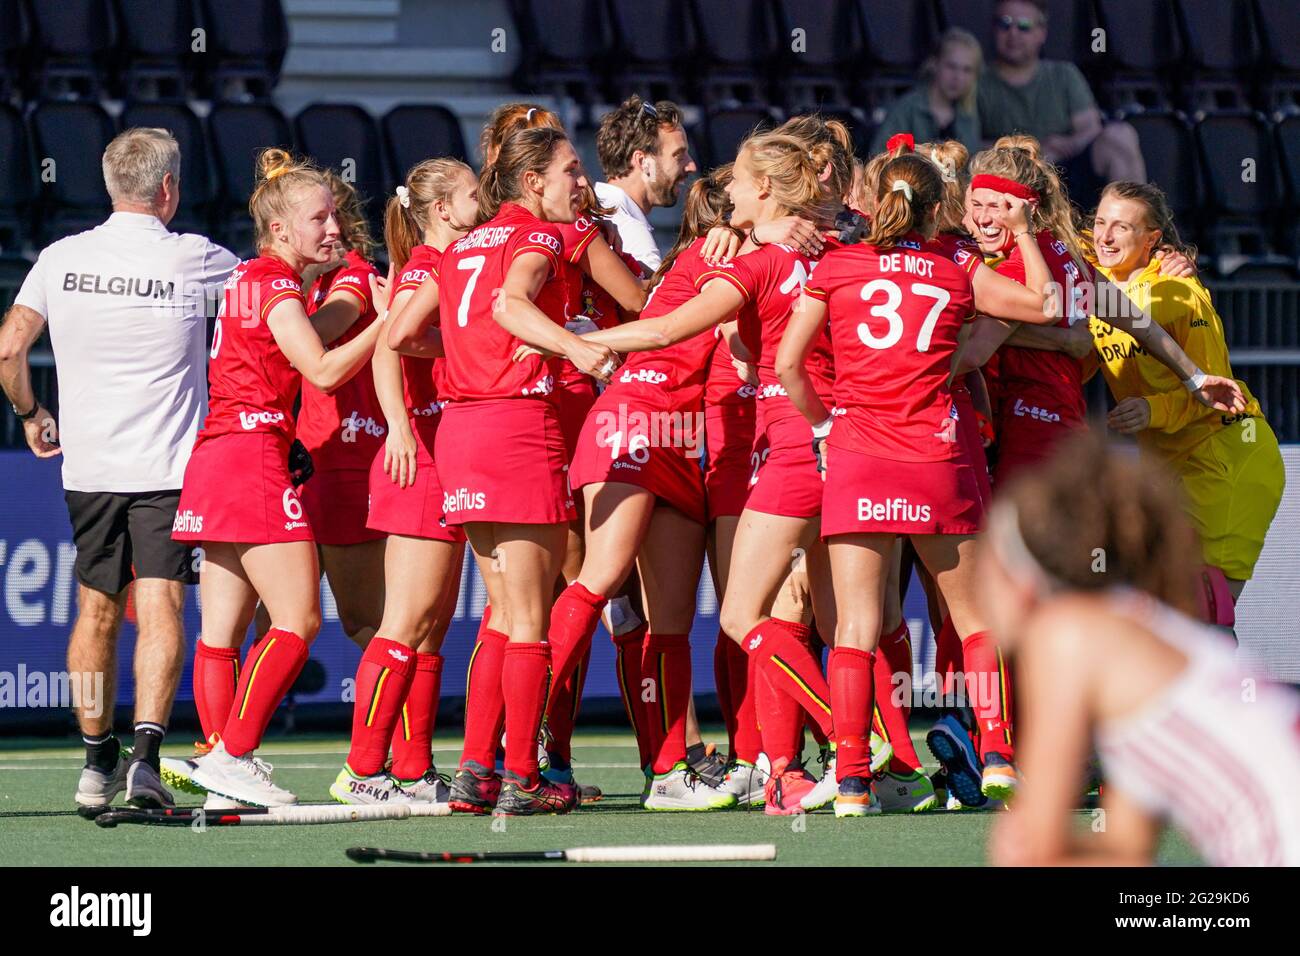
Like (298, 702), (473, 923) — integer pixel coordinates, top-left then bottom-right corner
(890, 179), (913, 201)
(930, 148), (957, 184)
(395, 185), (410, 209)
(526, 107), (537, 121)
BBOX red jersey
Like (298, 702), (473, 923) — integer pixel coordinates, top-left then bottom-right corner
(554, 215), (603, 389)
(604, 238), (720, 411)
(992, 230), (1089, 425)
(804, 234), (976, 462)
(703, 241), (835, 428)
(581, 248), (645, 331)
(438, 202), (567, 402)
(393, 244), (446, 416)
(201, 255), (306, 441)
(295, 250), (386, 470)
(704, 311), (761, 409)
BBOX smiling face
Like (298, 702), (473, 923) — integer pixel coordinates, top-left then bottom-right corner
(272, 184), (340, 269)
(724, 149), (767, 230)
(644, 125), (697, 209)
(967, 185), (1017, 254)
(439, 165), (480, 232)
(1092, 193), (1160, 280)
(524, 139), (588, 223)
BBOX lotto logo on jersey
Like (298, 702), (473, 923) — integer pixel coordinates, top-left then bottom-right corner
(527, 231), (563, 256)
(270, 278), (300, 292)
(757, 383), (787, 400)
(444, 488), (486, 513)
(239, 410), (286, 430)
(171, 509), (204, 534)
(341, 411), (385, 442)
(737, 384), (757, 398)
(857, 497), (932, 523)
(521, 374), (555, 396)
(1011, 398), (1062, 424)
(412, 400), (443, 417)
(337, 274), (363, 287)
(618, 368), (669, 386)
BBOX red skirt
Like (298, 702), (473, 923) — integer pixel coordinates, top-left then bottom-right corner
(299, 466), (384, 547)
(366, 416), (464, 543)
(568, 397), (706, 524)
(703, 403), (757, 522)
(951, 383), (994, 504)
(820, 443), (987, 537)
(173, 431), (314, 544)
(744, 413), (823, 519)
(554, 376), (599, 462)
(435, 399), (575, 526)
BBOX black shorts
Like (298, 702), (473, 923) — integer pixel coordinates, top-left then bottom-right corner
(64, 490), (199, 594)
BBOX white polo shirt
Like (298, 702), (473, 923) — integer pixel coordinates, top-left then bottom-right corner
(15, 212), (239, 493)
(595, 181), (662, 271)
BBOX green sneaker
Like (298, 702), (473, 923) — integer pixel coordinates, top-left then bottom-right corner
(874, 768), (939, 813)
(642, 762), (737, 812)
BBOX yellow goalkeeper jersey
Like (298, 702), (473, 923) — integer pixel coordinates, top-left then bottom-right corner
(1088, 258), (1262, 462)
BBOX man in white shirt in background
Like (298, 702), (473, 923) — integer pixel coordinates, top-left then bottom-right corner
(0, 127), (239, 812)
(593, 95), (698, 271)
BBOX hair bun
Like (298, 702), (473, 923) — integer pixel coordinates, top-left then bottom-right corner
(258, 147), (295, 183)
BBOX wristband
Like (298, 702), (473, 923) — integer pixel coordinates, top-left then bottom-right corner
(811, 416), (834, 440)
(1012, 229), (1031, 239)
(1182, 370), (1207, 392)
(12, 401), (39, 422)
(748, 227), (766, 248)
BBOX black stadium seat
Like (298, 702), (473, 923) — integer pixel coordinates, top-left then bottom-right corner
(1194, 111), (1283, 259)
(1175, 0), (1259, 109)
(294, 104), (385, 224)
(1122, 110), (1200, 231)
(605, 0), (694, 104)
(773, 0), (863, 109)
(1253, 0), (1300, 109)
(0, 104), (34, 253)
(509, 0), (610, 105)
(113, 0), (202, 100)
(382, 105), (470, 184)
(701, 107), (780, 170)
(1092, 0), (1182, 110)
(121, 102), (215, 236)
(29, 101), (118, 244)
(199, 0), (289, 100)
(0, 0), (29, 100)
(936, 0), (999, 49)
(857, 0), (938, 108)
(28, 0), (118, 99)
(817, 106), (876, 160)
(208, 101), (293, 252)
(689, 0), (779, 106)
(940, 0), (1095, 73)
(1273, 114), (1300, 256)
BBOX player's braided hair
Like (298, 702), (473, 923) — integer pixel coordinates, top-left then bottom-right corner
(650, 163), (734, 290)
(384, 158), (474, 274)
(916, 139), (970, 234)
(864, 153), (943, 248)
(324, 169), (374, 261)
(1097, 181), (1199, 261)
(249, 147), (327, 253)
(477, 126), (571, 222)
(776, 113), (857, 205)
(996, 429), (1200, 617)
(596, 95), (685, 180)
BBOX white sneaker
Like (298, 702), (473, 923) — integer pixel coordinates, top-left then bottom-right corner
(722, 754), (770, 807)
(160, 756), (205, 795)
(873, 769), (939, 813)
(189, 741), (297, 807)
(396, 768), (451, 806)
(642, 763), (737, 811)
(329, 767), (414, 805)
(870, 731), (893, 774)
(800, 746), (838, 811)
(75, 750), (129, 810)
(203, 793), (252, 810)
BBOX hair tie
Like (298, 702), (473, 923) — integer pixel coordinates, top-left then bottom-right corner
(886, 133), (915, 154)
(890, 179), (913, 201)
(395, 185), (411, 208)
(970, 173), (1040, 203)
(930, 148), (957, 184)
(526, 107), (537, 121)
(266, 165), (291, 182)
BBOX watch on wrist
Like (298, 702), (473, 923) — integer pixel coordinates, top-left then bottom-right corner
(13, 401), (39, 422)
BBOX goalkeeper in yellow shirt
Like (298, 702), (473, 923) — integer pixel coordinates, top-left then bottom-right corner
(1087, 181), (1285, 630)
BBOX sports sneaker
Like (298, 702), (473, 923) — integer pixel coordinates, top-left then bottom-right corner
(159, 756), (205, 795)
(449, 761), (502, 815)
(189, 740), (297, 808)
(329, 766), (413, 805)
(494, 771), (577, 816)
(126, 759), (175, 809)
(764, 757), (817, 816)
(75, 744), (129, 813)
(869, 731), (893, 774)
(981, 752), (1018, 802)
(203, 792), (252, 811)
(721, 754), (769, 808)
(873, 768), (939, 813)
(926, 714), (986, 809)
(397, 768), (452, 806)
(642, 763), (737, 812)
(834, 775), (882, 818)
(800, 745), (838, 811)
(541, 764), (603, 804)
(687, 743), (728, 789)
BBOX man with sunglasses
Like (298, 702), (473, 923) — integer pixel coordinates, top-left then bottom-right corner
(977, 0), (1145, 204)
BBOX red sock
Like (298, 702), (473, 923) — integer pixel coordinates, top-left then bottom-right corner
(501, 642), (552, 783)
(547, 582), (606, 689)
(744, 618), (833, 740)
(641, 633), (692, 774)
(544, 640), (590, 766)
(345, 638), (416, 776)
(756, 665), (803, 765)
(829, 646), (874, 780)
(714, 629), (735, 754)
(193, 640), (240, 743)
(962, 630), (1013, 761)
(221, 628), (309, 757)
(934, 615), (962, 701)
(390, 652), (442, 781)
(874, 621), (923, 773)
(460, 623), (508, 770)
(612, 626), (650, 769)
(724, 634), (762, 764)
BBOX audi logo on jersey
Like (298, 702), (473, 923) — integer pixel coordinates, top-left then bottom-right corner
(402, 269), (431, 284)
(239, 410), (286, 430)
(527, 231), (562, 256)
(270, 278), (300, 292)
(619, 368), (669, 385)
(341, 412), (385, 442)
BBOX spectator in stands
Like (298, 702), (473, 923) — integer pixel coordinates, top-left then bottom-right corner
(0, 128), (239, 812)
(593, 95), (698, 271)
(871, 28), (984, 156)
(977, 0), (1145, 202)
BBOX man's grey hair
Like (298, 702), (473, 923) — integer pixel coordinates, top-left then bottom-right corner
(102, 127), (181, 204)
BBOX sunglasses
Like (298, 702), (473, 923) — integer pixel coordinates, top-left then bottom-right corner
(995, 15), (1040, 32)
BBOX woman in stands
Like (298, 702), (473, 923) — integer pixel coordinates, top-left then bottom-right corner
(983, 431), (1300, 866)
(176, 149), (384, 807)
(393, 127), (618, 816)
(328, 158), (479, 807)
(1087, 180), (1284, 630)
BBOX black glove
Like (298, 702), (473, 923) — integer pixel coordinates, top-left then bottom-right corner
(834, 208), (869, 245)
(811, 436), (827, 475)
(288, 439), (315, 487)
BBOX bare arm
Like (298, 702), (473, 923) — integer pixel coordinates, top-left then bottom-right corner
(371, 286), (418, 488)
(580, 235), (647, 313)
(310, 294), (363, 345)
(498, 252), (618, 381)
(0, 304), (60, 458)
(954, 316), (1015, 374)
(775, 293), (833, 427)
(583, 278), (745, 353)
(387, 274), (441, 354)
(970, 262), (1055, 325)
(267, 298), (383, 393)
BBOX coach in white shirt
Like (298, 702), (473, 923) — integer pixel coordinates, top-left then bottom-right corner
(0, 127), (238, 810)
(593, 96), (699, 271)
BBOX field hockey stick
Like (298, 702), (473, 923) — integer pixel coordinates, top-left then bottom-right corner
(95, 802), (449, 828)
(345, 843), (778, 864)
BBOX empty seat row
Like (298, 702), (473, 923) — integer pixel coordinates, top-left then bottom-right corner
(0, 101), (470, 254)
